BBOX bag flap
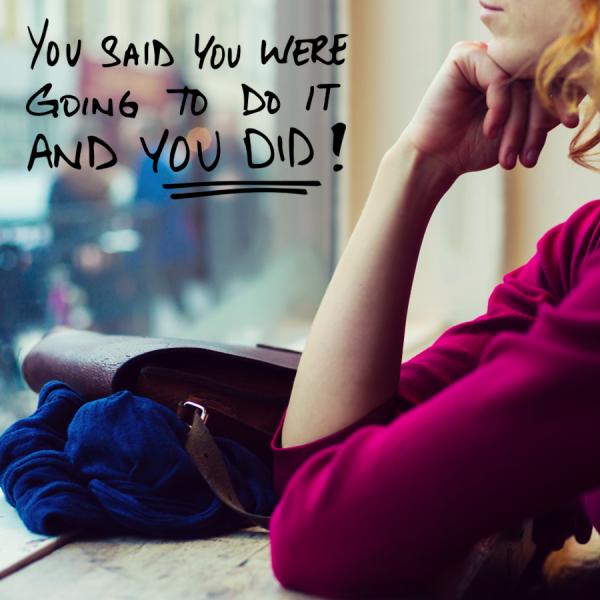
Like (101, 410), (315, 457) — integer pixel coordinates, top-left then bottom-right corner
(22, 326), (301, 401)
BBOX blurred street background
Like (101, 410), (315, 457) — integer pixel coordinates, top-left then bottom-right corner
(0, 0), (338, 427)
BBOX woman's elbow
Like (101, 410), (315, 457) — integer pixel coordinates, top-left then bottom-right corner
(269, 496), (369, 598)
(269, 502), (326, 596)
(268, 499), (431, 599)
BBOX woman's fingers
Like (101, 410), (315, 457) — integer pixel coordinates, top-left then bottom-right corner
(482, 71), (588, 170)
(532, 508), (578, 552)
(498, 80), (530, 169)
(574, 509), (593, 545)
(483, 76), (512, 139)
(514, 79), (587, 168)
(550, 78), (585, 128)
(519, 83), (560, 168)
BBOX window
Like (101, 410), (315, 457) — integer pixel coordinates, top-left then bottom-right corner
(1, 0), (508, 432)
(0, 0), (339, 429)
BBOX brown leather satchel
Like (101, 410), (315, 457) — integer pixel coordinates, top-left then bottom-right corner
(22, 325), (299, 530)
(21, 325), (545, 599)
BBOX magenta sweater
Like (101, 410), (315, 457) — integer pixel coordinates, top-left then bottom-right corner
(268, 198), (600, 598)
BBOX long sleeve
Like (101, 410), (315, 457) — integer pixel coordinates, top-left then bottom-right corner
(396, 207), (578, 407)
(271, 230), (557, 498)
(272, 200), (600, 497)
(270, 394), (411, 499)
(269, 199), (600, 598)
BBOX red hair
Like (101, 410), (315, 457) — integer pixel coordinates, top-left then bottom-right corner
(528, 0), (600, 170)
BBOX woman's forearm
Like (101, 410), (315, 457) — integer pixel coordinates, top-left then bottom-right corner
(281, 133), (458, 447)
(279, 38), (571, 448)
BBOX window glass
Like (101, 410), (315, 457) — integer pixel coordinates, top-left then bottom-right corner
(0, 0), (337, 429)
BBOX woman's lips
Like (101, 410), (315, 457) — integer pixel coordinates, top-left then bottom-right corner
(479, 1), (503, 10)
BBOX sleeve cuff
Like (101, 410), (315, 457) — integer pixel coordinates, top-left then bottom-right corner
(581, 488), (600, 532)
(270, 394), (411, 497)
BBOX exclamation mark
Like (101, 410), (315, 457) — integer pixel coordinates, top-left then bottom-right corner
(331, 123), (346, 172)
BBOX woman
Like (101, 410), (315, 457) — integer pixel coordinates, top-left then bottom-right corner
(268, 0), (600, 597)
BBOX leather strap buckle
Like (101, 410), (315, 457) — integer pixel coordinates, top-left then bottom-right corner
(178, 398), (209, 430)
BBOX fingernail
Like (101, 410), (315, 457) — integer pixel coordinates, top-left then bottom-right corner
(525, 149), (539, 166)
(506, 150), (516, 168)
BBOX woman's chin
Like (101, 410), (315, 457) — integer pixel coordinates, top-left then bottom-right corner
(486, 42), (537, 79)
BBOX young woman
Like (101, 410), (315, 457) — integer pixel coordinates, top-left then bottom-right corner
(268, 0), (600, 597)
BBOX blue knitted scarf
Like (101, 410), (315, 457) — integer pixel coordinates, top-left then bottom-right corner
(0, 380), (276, 538)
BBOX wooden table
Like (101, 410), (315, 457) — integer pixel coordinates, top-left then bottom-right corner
(0, 492), (311, 599)
(5, 489), (600, 599)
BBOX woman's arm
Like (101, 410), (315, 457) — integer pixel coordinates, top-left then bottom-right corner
(281, 40), (579, 448)
(270, 249), (600, 599)
(396, 222), (563, 406)
(272, 198), (600, 496)
(281, 137), (456, 447)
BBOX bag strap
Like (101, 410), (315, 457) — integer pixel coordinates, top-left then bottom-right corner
(184, 407), (272, 530)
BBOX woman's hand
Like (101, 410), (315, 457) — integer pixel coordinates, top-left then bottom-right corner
(401, 40), (585, 179)
(532, 498), (593, 552)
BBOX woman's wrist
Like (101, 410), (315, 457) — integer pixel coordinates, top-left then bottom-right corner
(379, 132), (459, 213)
